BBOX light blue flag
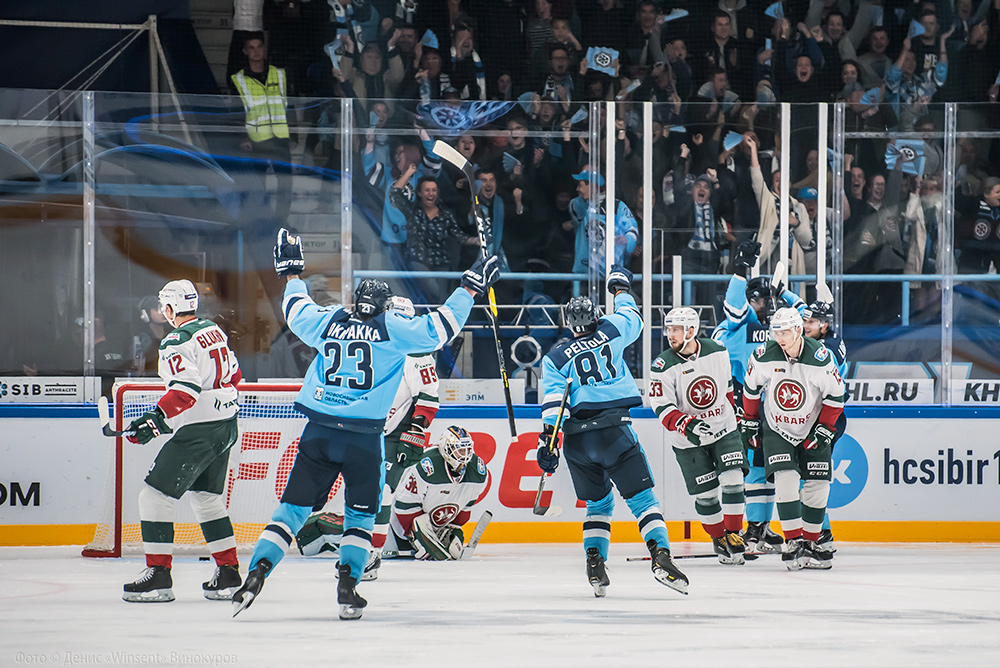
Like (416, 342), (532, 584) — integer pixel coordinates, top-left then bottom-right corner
(369, 112), (379, 128)
(586, 46), (619, 76)
(569, 108), (588, 125)
(860, 87), (880, 106)
(885, 140), (925, 176)
(764, 2), (784, 20)
(502, 152), (521, 174)
(659, 8), (689, 23)
(420, 29), (439, 49)
(323, 41), (341, 70)
(907, 20), (925, 40)
(668, 125), (687, 134)
(518, 91), (536, 114)
(724, 131), (744, 152)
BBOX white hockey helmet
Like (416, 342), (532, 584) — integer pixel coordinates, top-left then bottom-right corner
(387, 295), (415, 317)
(439, 425), (475, 472)
(664, 306), (699, 346)
(158, 279), (199, 318)
(770, 307), (803, 333)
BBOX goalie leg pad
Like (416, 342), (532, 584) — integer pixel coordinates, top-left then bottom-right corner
(410, 514), (454, 561)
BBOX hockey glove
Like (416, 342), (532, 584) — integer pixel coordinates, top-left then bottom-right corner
(461, 254), (500, 296)
(802, 423), (835, 451)
(733, 236), (761, 278)
(606, 264), (633, 295)
(536, 425), (560, 473)
(738, 416), (761, 450)
(677, 414), (714, 446)
(273, 228), (305, 277)
(397, 419), (428, 466)
(126, 407), (172, 445)
(411, 514), (457, 560)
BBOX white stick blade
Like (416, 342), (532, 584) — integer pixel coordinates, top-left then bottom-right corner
(817, 281), (834, 303)
(432, 140), (468, 171)
(543, 506), (563, 518)
(772, 261), (787, 293)
(97, 395), (110, 427)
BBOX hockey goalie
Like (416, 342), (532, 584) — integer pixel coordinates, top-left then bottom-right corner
(387, 425), (488, 561)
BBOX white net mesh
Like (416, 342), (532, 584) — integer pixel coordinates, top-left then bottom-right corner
(84, 383), (343, 557)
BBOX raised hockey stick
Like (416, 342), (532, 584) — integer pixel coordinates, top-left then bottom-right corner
(816, 281), (834, 304)
(460, 510), (493, 559)
(433, 139), (517, 438)
(97, 396), (134, 437)
(769, 260), (787, 314)
(533, 377), (572, 518)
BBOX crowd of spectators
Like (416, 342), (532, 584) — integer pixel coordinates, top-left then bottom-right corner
(227, 0), (1000, 324)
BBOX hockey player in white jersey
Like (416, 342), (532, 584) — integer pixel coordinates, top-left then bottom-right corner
(650, 307), (746, 565)
(386, 426), (487, 560)
(122, 279), (243, 603)
(233, 229), (498, 620)
(741, 308), (845, 571)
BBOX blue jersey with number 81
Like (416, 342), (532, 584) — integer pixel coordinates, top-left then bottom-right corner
(282, 278), (473, 431)
(540, 293), (643, 426)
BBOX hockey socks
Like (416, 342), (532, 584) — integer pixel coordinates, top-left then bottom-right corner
(583, 492), (614, 559)
(626, 488), (670, 550)
(250, 503), (311, 572)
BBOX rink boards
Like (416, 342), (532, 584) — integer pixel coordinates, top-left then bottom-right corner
(1, 404), (999, 546)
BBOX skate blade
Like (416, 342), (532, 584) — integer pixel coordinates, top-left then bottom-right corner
(204, 586), (238, 601)
(123, 588), (175, 603)
(361, 570), (379, 582)
(231, 590), (255, 617)
(653, 571), (689, 595)
(758, 542), (783, 554)
(590, 580), (607, 598)
(339, 603), (364, 620)
(717, 554), (745, 566)
(802, 558), (832, 570)
(783, 558), (804, 571)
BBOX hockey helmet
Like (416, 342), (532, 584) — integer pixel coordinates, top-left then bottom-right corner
(663, 307), (699, 346)
(745, 276), (772, 303)
(439, 425), (475, 472)
(354, 279), (392, 319)
(564, 296), (598, 334)
(803, 300), (833, 325)
(770, 307), (803, 333)
(158, 279), (199, 318)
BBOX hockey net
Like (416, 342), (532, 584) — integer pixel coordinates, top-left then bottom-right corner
(83, 382), (343, 557)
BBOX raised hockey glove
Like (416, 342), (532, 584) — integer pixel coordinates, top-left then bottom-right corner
(606, 264), (633, 295)
(738, 416), (761, 450)
(733, 236), (761, 278)
(397, 418), (428, 465)
(461, 254), (500, 296)
(802, 423), (835, 450)
(273, 227), (305, 277)
(126, 407), (172, 445)
(676, 414), (714, 446)
(536, 425), (560, 473)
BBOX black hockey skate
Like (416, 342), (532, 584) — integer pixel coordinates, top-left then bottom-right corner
(712, 531), (746, 565)
(801, 541), (834, 570)
(742, 522), (765, 555)
(761, 524), (785, 552)
(585, 547), (610, 598)
(817, 528), (836, 553)
(337, 562), (368, 620)
(203, 564), (242, 600)
(781, 538), (806, 571)
(123, 565), (174, 603)
(232, 558), (272, 617)
(647, 540), (689, 595)
(335, 551), (381, 582)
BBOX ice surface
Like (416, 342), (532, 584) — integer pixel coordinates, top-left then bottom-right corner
(1, 543), (998, 668)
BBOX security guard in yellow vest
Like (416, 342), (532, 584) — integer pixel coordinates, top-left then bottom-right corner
(231, 32), (293, 223)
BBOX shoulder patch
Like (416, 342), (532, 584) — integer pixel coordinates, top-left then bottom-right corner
(755, 343), (767, 357)
(652, 357), (665, 370)
(814, 346), (829, 361)
(420, 457), (435, 476)
(477, 458), (486, 476)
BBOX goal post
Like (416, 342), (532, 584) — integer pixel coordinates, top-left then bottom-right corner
(83, 382), (343, 557)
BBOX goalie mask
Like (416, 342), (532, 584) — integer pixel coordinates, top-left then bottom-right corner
(663, 307), (699, 348)
(158, 279), (199, 320)
(564, 296), (598, 334)
(354, 279), (392, 319)
(439, 425), (474, 474)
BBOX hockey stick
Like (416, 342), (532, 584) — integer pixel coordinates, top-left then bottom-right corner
(433, 139), (517, 438)
(97, 396), (134, 437)
(460, 510), (493, 559)
(533, 377), (572, 518)
(768, 260), (787, 314)
(626, 552), (759, 561)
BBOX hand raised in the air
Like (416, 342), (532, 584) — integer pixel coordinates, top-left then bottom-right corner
(461, 254), (500, 297)
(606, 264), (633, 296)
(733, 234), (761, 277)
(273, 228), (305, 277)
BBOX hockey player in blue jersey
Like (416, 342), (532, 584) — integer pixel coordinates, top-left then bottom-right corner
(233, 228), (499, 620)
(803, 299), (849, 553)
(536, 265), (688, 597)
(711, 237), (804, 554)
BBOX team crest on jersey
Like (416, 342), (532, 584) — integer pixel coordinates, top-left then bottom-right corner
(773, 379), (806, 411)
(814, 346), (829, 361)
(974, 220), (990, 240)
(420, 457), (435, 476)
(687, 376), (717, 410)
(477, 458), (486, 475)
(430, 504), (459, 527)
(755, 343), (767, 357)
(314, 387), (324, 401)
(652, 357), (665, 370)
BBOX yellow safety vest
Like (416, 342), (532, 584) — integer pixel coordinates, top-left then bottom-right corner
(232, 66), (289, 141)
